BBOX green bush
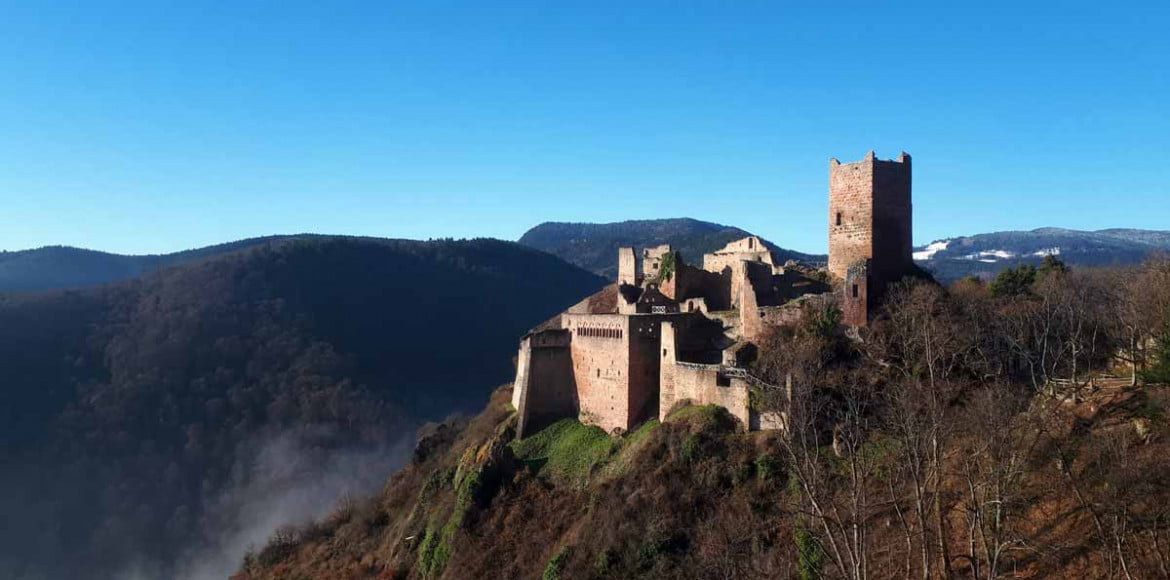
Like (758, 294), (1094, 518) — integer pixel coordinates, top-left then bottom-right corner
(542, 547), (570, 580)
(1141, 329), (1170, 385)
(795, 527), (824, 580)
(594, 549), (613, 575)
(681, 434), (702, 464)
(754, 454), (782, 481)
(416, 516), (451, 577)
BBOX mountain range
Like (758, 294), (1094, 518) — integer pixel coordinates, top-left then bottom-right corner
(518, 218), (823, 278)
(6, 223), (1168, 297)
(913, 227), (1170, 282)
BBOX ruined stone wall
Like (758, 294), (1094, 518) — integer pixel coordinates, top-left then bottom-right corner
(642, 244), (671, 280)
(702, 236), (775, 275)
(663, 264), (731, 311)
(739, 268), (764, 342)
(842, 261), (869, 327)
(728, 260), (774, 310)
(563, 313), (630, 432)
(618, 247), (638, 285)
(659, 363), (751, 428)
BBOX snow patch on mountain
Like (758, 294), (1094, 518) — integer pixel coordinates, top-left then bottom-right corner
(913, 240), (950, 261)
(963, 249), (1015, 261)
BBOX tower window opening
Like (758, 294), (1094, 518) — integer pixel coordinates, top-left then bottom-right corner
(836, 212), (843, 226)
(851, 284), (859, 298)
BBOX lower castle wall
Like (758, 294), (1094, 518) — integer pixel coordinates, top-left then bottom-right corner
(659, 322), (751, 428)
(513, 330), (576, 437)
(563, 313), (631, 433)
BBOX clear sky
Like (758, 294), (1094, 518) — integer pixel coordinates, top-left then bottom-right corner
(1, 0), (1167, 255)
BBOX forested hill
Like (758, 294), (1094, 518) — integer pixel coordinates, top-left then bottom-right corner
(0, 236), (605, 580)
(519, 218), (823, 278)
(0, 234), (329, 293)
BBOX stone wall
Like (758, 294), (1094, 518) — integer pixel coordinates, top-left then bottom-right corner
(663, 264), (731, 311)
(828, 152), (876, 281)
(563, 313), (631, 432)
(618, 247), (639, 286)
(842, 261), (869, 327)
(702, 236), (776, 275)
(642, 244), (671, 280)
(513, 330), (576, 437)
(659, 322), (752, 428)
(627, 316), (664, 429)
(870, 153), (913, 292)
(739, 267), (764, 342)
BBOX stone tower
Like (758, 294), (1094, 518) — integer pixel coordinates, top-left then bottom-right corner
(828, 151), (913, 325)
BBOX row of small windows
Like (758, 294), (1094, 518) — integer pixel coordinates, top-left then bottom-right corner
(577, 326), (623, 339)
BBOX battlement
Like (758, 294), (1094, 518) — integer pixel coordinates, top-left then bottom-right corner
(829, 150), (911, 167)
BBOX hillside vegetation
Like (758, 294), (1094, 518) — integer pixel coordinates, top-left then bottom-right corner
(519, 218), (822, 278)
(0, 236), (605, 580)
(237, 256), (1170, 579)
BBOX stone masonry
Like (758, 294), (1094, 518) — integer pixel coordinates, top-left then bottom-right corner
(511, 151), (915, 436)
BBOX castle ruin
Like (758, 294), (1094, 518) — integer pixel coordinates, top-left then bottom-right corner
(512, 152), (915, 436)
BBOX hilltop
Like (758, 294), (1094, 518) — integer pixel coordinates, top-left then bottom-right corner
(518, 218), (823, 278)
(234, 253), (1170, 579)
(0, 236), (605, 580)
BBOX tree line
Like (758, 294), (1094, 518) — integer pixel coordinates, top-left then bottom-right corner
(755, 254), (1170, 579)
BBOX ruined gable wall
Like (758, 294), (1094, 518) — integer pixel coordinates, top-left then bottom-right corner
(828, 154), (875, 281)
(702, 237), (775, 275)
(564, 313), (631, 432)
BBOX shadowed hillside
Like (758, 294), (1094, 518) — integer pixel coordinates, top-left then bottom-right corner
(0, 236), (605, 580)
(519, 218), (823, 278)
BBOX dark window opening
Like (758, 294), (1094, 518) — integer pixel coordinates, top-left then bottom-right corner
(716, 375), (731, 387)
(836, 212), (843, 226)
(663, 348), (668, 358)
(748, 238), (754, 249)
(851, 284), (859, 298)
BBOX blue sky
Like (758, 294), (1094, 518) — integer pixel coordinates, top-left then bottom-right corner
(1, 0), (1166, 255)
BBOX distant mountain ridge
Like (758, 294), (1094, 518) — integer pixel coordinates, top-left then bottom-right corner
(519, 218), (824, 278)
(0, 235), (328, 294)
(915, 227), (1170, 282)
